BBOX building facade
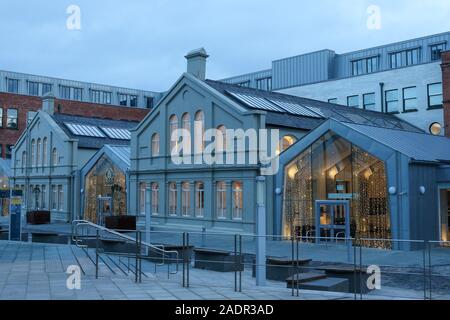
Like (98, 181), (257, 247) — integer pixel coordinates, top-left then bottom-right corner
(0, 69), (162, 159)
(128, 49), (440, 247)
(10, 95), (137, 222)
(221, 32), (450, 135)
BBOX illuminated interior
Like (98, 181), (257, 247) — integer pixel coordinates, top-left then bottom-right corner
(282, 132), (391, 249)
(84, 155), (127, 223)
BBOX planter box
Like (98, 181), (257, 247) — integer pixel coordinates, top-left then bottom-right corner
(26, 211), (51, 225)
(105, 215), (136, 231)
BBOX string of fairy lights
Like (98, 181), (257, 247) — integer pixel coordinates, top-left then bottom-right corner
(283, 142), (391, 249)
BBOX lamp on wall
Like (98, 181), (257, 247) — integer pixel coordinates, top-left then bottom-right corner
(419, 186), (426, 195)
(388, 186), (397, 195)
(275, 187), (282, 195)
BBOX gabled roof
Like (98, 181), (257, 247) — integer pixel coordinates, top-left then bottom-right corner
(204, 80), (422, 133)
(81, 145), (130, 178)
(52, 114), (138, 149)
(342, 122), (450, 163)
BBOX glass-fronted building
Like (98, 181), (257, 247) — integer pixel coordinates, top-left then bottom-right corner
(80, 145), (130, 224)
(275, 119), (450, 249)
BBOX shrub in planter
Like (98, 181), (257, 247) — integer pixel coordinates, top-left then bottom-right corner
(27, 211), (51, 225)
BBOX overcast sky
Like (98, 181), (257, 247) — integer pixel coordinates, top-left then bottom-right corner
(1, 0), (449, 92)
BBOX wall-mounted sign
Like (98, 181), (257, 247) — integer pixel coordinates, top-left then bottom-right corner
(328, 193), (353, 200)
(104, 168), (115, 186)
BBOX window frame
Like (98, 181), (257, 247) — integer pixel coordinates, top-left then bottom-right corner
(216, 181), (227, 219)
(6, 108), (18, 129)
(195, 182), (204, 218)
(363, 93), (376, 111)
(232, 181), (243, 220)
(427, 82), (443, 109)
(385, 89), (399, 114)
(430, 43), (446, 61)
(347, 95), (359, 108)
(402, 86), (418, 112)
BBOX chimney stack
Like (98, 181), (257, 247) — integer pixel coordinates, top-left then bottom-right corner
(185, 48), (209, 81)
(42, 92), (55, 115)
(442, 51), (450, 137)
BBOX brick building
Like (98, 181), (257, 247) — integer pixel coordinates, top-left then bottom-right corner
(0, 93), (151, 159)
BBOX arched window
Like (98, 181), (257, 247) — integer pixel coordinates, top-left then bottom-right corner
(232, 182), (243, 220)
(21, 151), (27, 173)
(194, 111), (205, 153)
(181, 182), (190, 217)
(168, 182), (177, 216)
(195, 182), (204, 218)
(182, 113), (191, 155)
(277, 135), (296, 155)
(52, 148), (58, 166)
(31, 140), (36, 167)
(217, 125), (227, 152)
(151, 183), (159, 215)
(42, 138), (47, 166)
(36, 138), (41, 167)
(182, 113), (191, 132)
(151, 133), (160, 157)
(216, 181), (227, 219)
(139, 182), (146, 215)
(169, 115), (178, 152)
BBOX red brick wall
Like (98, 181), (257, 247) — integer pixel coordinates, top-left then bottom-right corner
(442, 51), (450, 137)
(0, 93), (149, 158)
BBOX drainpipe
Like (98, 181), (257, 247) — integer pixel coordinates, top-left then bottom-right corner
(379, 82), (385, 113)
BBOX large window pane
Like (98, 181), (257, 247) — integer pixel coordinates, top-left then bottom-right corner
(385, 89), (399, 113)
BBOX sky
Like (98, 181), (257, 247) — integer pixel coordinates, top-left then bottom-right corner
(0, 0), (449, 92)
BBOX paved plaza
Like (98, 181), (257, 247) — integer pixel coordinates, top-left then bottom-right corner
(0, 240), (449, 300)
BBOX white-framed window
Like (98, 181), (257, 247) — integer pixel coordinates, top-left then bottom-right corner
(36, 138), (41, 167)
(181, 182), (190, 217)
(277, 136), (296, 155)
(52, 148), (58, 166)
(151, 133), (160, 157)
(195, 182), (204, 218)
(42, 138), (47, 166)
(51, 185), (57, 210)
(169, 182), (177, 216)
(58, 185), (63, 211)
(169, 115), (178, 153)
(139, 182), (146, 215)
(182, 113), (191, 154)
(31, 140), (36, 167)
(151, 183), (159, 215)
(232, 182), (243, 220)
(21, 151), (26, 173)
(216, 181), (227, 219)
(217, 125), (227, 153)
(194, 111), (205, 153)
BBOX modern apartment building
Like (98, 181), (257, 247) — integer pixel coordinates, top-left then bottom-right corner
(220, 32), (450, 136)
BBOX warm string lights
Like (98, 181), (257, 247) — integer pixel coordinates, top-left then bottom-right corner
(283, 136), (391, 249)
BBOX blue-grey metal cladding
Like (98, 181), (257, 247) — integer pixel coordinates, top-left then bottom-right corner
(220, 69), (272, 88)
(221, 32), (450, 91)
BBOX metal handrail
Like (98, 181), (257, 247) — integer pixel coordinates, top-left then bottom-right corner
(71, 220), (179, 275)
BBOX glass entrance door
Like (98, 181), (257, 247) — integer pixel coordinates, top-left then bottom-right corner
(97, 197), (112, 226)
(315, 200), (350, 242)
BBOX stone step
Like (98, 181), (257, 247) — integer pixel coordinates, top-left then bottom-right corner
(295, 277), (350, 293)
(286, 272), (328, 287)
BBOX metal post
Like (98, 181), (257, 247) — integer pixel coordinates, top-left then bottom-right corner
(234, 234), (237, 292)
(186, 232), (190, 288)
(296, 234), (299, 297)
(428, 241), (432, 300)
(255, 176), (266, 286)
(145, 186), (151, 255)
(353, 239), (357, 300)
(182, 233), (186, 288)
(95, 229), (99, 279)
(359, 241), (363, 300)
(239, 234), (242, 293)
(291, 235), (294, 297)
(135, 231), (139, 283)
(422, 241), (427, 300)
(139, 231), (142, 283)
